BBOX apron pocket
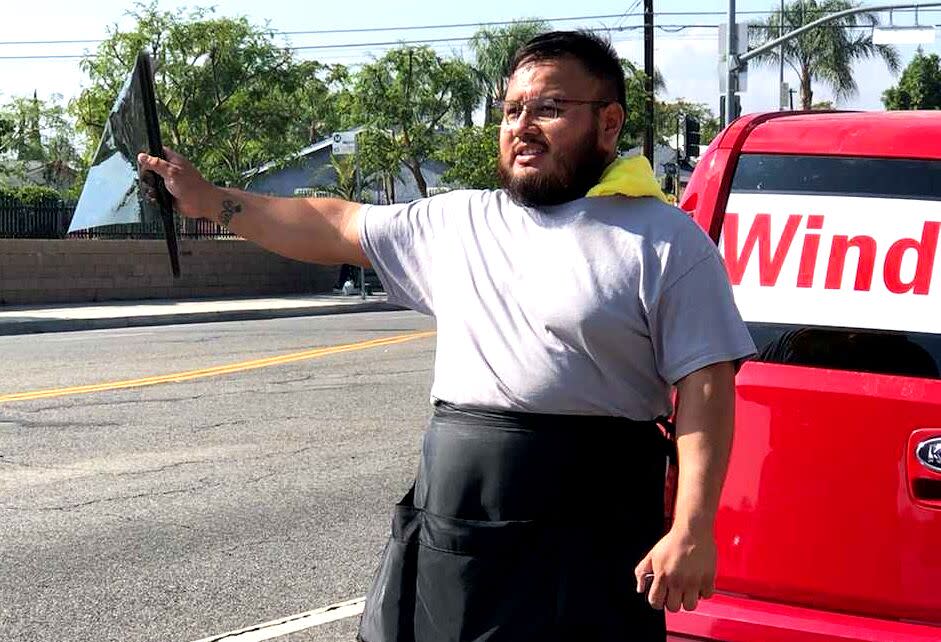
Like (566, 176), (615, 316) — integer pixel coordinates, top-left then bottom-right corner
(414, 512), (560, 642)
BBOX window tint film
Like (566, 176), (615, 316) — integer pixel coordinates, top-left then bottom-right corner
(724, 154), (941, 379)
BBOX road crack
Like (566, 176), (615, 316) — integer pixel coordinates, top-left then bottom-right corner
(0, 479), (223, 512)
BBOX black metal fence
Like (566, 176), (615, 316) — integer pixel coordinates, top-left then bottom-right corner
(0, 195), (238, 239)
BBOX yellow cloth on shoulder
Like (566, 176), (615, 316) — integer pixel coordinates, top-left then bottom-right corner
(586, 155), (669, 204)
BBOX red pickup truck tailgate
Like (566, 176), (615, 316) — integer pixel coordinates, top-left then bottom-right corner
(678, 113), (941, 637)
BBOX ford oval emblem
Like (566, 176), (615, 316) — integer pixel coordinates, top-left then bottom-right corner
(916, 437), (941, 473)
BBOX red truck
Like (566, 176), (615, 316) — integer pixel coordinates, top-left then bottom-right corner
(670, 111), (941, 642)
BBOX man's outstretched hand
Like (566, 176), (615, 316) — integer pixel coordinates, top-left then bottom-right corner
(137, 147), (220, 221)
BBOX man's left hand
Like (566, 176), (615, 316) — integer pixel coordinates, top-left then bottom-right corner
(634, 526), (717, 612)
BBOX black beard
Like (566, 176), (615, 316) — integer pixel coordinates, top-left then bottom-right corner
(499, 132), (609, 208)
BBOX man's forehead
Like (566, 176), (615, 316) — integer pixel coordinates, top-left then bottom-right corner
(506, 57), (600, 98)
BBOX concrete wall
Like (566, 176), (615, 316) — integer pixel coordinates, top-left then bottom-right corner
(0, 239), (339, 305)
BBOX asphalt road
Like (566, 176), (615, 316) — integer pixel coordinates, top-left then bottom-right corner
(0, 310), (437, 642)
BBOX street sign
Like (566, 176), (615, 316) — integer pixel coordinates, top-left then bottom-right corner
(332, 131), (357, 155)
(718, 59), (748, 93)
(780, 82), (791, 110)
(719, 22), (749, 93)
(873, 26), (936, 44)
(718, 23), (749, 56)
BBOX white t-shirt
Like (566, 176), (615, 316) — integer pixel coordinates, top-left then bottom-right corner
(359, 189), (755, 420)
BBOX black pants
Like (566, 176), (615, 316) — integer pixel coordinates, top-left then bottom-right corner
(358, 402), (669, 642)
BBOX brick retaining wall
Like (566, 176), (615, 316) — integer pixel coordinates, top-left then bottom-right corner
(0, 239), (339, 305)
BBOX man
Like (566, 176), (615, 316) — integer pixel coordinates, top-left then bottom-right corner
(139, 31), (755, 642)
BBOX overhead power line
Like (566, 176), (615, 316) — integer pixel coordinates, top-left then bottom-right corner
(0, 25), (666, 59)
(3, 6), (939, 47)
(2, 6), (940, 61)
(3, 19), (932, 60)
(0, 12), (739, 46)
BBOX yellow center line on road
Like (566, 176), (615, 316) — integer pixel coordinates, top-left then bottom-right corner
(0, 331), (436, 404)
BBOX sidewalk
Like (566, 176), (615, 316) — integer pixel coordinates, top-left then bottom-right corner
(0, 292), (401, 336)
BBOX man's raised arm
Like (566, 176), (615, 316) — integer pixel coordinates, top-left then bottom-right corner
(138, 148), (369, 267)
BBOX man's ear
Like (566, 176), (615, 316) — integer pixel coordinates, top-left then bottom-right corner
(600, 103), (625, 146)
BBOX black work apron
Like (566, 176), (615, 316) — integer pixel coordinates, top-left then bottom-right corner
(358, 401), (671, 642)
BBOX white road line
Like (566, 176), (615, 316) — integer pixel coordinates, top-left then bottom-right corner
(191, 597), (366, 642)
(42, 330), (156, 341)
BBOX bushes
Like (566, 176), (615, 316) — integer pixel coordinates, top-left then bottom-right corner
(0, 185), (66, 205)
(0, 186), (74, 239)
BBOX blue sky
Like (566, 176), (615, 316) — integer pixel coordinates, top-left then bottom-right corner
(2, 0), (940, 117)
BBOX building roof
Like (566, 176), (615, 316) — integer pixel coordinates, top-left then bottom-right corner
(242, 127), (366, 180)
(0, 159), (79, 190)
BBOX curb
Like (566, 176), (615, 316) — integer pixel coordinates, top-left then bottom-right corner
(0, 301), (405, 336)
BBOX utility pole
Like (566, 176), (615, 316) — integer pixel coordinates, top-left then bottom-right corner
(355, 136), (366, 300)
(643, 0), (655, 166)
(724, 0), (737, 128)
(675, 114), (681, 200)
(779, 0), (785, 110)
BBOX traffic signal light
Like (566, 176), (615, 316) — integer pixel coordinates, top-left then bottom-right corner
(662, 174), (675, 195)
(683, 115), (701, 159)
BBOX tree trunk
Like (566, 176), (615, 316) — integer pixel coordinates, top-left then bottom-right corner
(407, 159), (428, 198)
(800, 66), (813, 110)
(384, 173), (395, 205)
(483, 94), (494, 127)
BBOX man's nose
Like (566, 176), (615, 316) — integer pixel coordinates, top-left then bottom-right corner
(506, 107), (539, 139)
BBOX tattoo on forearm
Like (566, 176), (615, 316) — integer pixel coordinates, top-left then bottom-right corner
(220, 199), (242, 226)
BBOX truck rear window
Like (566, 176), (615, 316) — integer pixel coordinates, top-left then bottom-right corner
(723, 154), (941, 380)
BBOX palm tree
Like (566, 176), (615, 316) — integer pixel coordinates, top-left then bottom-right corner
(749, 0), (900, 110)
(316, 155), (359, 201)
(469, 20), (549, 126)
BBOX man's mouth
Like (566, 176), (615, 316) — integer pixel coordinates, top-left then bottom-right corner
(514, 143), (548, 162)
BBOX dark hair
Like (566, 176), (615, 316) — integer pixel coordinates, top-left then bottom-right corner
(507, 30), (627, 117)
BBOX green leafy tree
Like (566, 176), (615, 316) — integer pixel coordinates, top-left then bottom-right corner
(1, 92), (78, 164)
(435, 124), (501, 190)
(883, 48), (941, 110)
(18, 92), (44, 162)
(469, 20), (550, 125)
(656, 100), (720, 148)
(0, 113), (13, 155)
(619, 59), (666, 151)
(749, 0), (900, 110)
(0, 93), (82, 192)
(355, 129), (405, 204)
(71, 2), (344, 186)
(350, 46), (478, 198)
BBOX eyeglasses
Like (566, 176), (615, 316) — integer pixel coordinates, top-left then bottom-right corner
(496, 97), (614, 124)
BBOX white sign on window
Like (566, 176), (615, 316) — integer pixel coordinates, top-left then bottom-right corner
(720, 192), (941, 334)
